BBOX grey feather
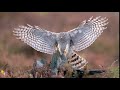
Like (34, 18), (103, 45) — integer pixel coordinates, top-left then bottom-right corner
(13, 24), (57, 54)
(68, 16), (109, 51)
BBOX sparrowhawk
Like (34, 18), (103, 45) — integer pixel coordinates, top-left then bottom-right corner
(13, 16), (108, 70)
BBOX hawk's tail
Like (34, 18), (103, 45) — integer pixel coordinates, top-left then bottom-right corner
(68, 52), (88, 70)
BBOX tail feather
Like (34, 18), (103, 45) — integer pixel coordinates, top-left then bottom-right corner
(68, 52), (88, 70)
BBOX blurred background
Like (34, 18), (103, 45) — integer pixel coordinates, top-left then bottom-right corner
(0, 12), (119, 70)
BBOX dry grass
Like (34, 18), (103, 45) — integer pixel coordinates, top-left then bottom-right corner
(0, 59), (119, 78)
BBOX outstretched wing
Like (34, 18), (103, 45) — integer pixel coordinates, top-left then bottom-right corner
(13, 24), (57, 54)
(68, 16), (109, 51)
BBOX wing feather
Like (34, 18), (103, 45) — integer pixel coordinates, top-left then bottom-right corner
(68, 16), (109, 51)
(13, 24), (57, 54)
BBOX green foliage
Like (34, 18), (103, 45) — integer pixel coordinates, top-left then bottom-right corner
(107, 66), (119, 78)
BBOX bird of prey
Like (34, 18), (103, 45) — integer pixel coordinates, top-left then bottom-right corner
(13, 16), (108, 70)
